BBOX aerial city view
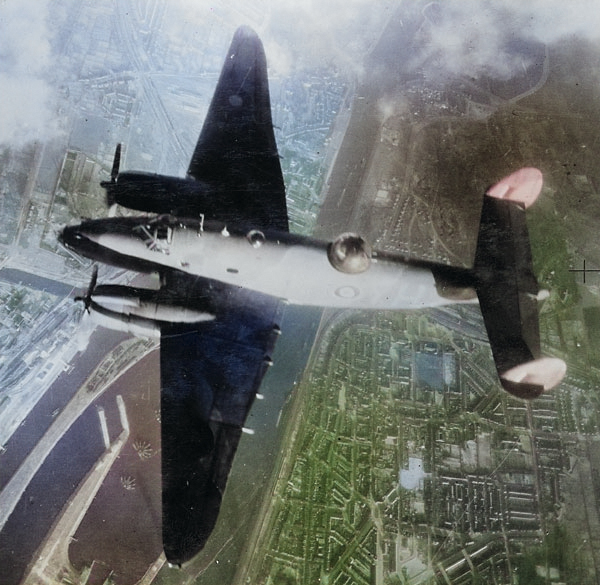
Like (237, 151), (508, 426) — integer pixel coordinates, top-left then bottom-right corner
(1, 0), (600, 584)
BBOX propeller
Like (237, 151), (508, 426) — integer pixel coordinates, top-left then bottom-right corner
(101, 143), (121, 206)
(74, 265), (98, 313)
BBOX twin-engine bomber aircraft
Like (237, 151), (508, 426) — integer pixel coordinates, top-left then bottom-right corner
(59, 26), (566, 565)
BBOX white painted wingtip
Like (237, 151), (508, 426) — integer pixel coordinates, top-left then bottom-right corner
(487, 167), (543, 208)
(537, 289), (550, 301)
(501, 357), (567, 399)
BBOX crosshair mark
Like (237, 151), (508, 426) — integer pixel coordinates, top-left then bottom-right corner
(568, 259), (600, 283)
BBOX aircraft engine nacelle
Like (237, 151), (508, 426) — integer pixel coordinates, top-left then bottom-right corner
(101, 143), (206, 215)
(76, 278), (215, 339)
(104, 171), (202, 215)
(327, 233), (372, 274)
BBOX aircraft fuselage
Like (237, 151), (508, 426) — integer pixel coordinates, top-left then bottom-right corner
(61, 215), (474, 311)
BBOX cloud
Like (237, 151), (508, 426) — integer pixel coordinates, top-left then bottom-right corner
(2, 0), (600, 148)
(160, 0), (396, 78)
(0, 0), (61, 146)
(260, 0), (396, 77)
(160, 0), (600, 83)
(503, 0), (600, 41)
(411, 0), (600, 80)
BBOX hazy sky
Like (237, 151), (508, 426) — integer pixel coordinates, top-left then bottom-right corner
(0, 0), (59, 146)
(1, 0), (600, 147)
(415, 0), (600, 78)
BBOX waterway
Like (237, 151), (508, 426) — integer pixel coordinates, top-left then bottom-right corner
(0, 268), (75, 298)
(0, 328), (127, 490)
(0, 304), (321, 585)
(0, 327), (126, 585)
(0, 405), (105, 585)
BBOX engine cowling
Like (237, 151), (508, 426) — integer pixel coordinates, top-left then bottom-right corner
(327, 233), (372, 274)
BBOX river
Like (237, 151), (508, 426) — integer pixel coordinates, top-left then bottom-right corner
(0, 305), (321, 585)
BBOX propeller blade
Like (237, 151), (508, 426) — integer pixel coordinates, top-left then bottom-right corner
(101, 144), (122, 206)
(88, 265), (98, 298)
(111, 143), (121, 182)
(75, 266), (98, 313)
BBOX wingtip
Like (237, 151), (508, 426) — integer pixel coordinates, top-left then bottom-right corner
(234, 25), (259, 40)
(486, 167), (543, 208)
(230, 25), (262, 53)
(500, 357), (567, 399)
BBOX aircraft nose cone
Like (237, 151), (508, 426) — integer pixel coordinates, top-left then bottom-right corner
(59, 225), (85, 249)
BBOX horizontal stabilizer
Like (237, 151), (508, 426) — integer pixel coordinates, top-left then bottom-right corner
(474, 177), (565, 399)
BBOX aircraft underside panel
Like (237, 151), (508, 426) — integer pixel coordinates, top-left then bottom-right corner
(159, 277), (282, 564)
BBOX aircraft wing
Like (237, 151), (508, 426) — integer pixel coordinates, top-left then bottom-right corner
(159, 272), (282, 565)
(187, 26), (288, 231)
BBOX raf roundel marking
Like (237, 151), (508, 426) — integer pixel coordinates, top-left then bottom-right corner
(335, 286), (360, 299)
